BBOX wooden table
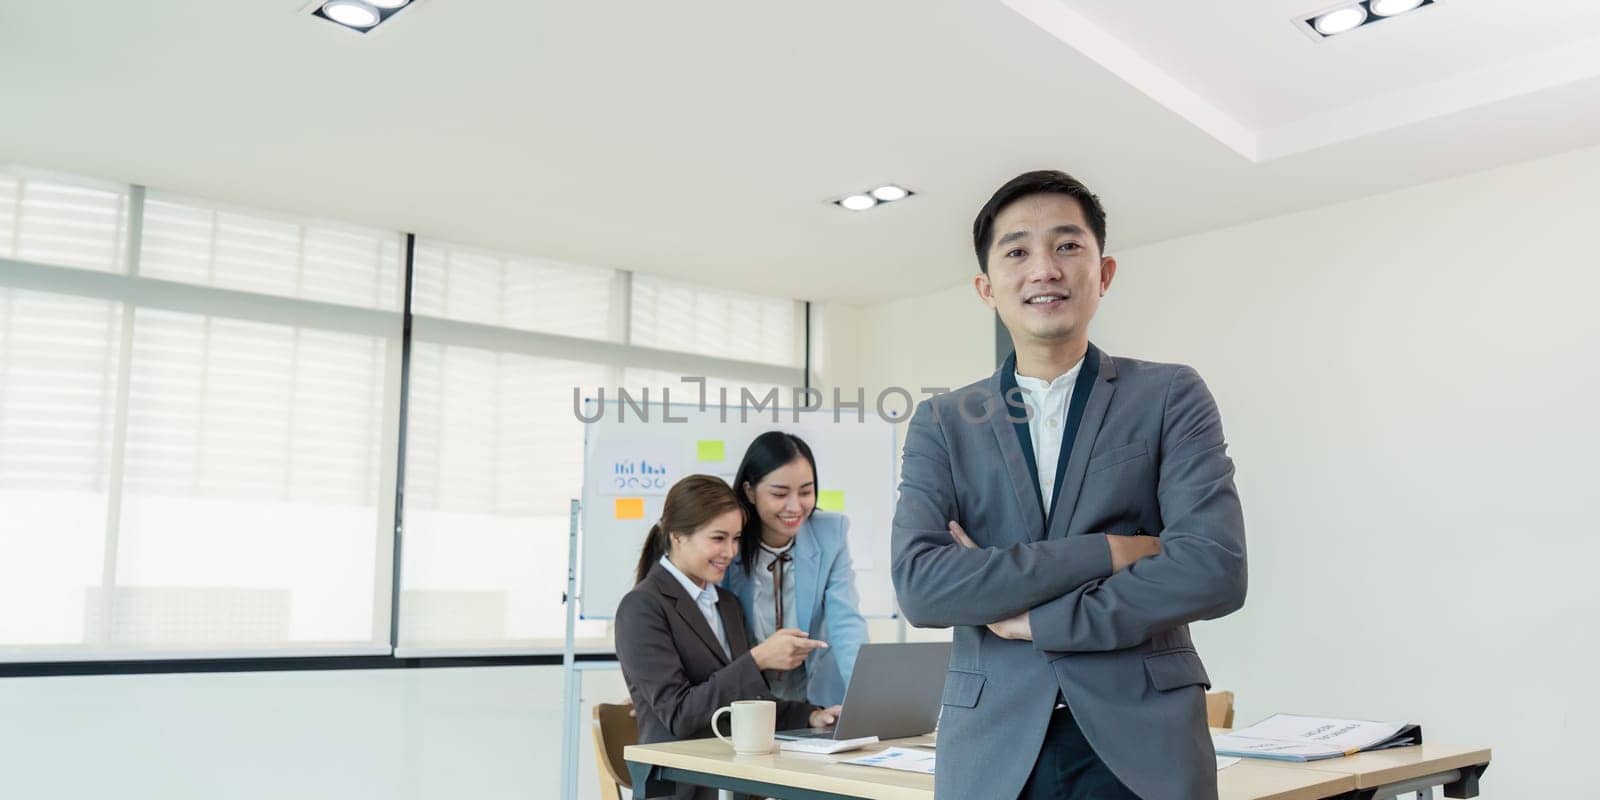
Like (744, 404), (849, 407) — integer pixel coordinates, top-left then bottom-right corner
(623, 734), (1488, 799)
(627, 735), (936, 800)
(1208, 727), (1492, 800)
(1256, 743), (1492, 799)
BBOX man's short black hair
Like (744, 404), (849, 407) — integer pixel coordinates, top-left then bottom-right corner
(972, 170), (1107, 273)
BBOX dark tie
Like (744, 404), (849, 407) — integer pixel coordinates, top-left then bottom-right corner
(766, 550), (793, 630)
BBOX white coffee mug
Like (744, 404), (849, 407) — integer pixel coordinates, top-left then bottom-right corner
(711, 700), (777, 755)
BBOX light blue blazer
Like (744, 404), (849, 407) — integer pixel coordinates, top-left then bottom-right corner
(722, 510), (868, 707)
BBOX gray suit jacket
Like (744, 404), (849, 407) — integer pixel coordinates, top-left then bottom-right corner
(891, 344), (1247, 800)
(615, 563), (815, 800)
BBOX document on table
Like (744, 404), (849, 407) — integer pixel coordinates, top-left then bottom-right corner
(1216, 756), (1241, 770)
(844, 747), (936, 775)
(1214, 714), (1422, 762)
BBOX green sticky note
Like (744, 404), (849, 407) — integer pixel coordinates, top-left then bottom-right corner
(696, 440), (726, 462)
(817, 489), (846, 512)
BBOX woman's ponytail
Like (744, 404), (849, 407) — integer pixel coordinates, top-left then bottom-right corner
(634, 521), (668, 585)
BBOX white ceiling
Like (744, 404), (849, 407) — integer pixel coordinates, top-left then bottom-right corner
(4, 0), (1600, 304)
(1007, 0), (1600, 160)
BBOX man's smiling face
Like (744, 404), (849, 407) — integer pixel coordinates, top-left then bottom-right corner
(976, 192), (1115, 347)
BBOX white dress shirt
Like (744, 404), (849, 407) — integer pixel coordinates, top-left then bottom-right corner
(1016, 357), (1085, 713)
(752, 540), (807, 702)
(1014, 356), (1085, 516)
(659, 555), (731, 661)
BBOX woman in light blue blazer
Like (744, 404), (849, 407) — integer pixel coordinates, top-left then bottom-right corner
(722, 432), (868, 708)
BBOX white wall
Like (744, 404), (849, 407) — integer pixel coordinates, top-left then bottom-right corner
(0, 665), (629, 800)
(813, 280), (995, 414)
(807, 300), (865, 396)
(1091, 142), (1600, 797)
(857, 280), (995, 402)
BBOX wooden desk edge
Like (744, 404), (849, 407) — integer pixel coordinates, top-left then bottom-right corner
(1237, 746), (1492, 791)
(1343, 748), (1492, 790)
(625, 740), (933, 800)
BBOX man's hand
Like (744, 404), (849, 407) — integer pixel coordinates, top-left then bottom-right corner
(947, 520), (978, 549)
(1107, 534), (1161, 572)
(987, 613), (1032, 640)
(751, 628), (828, 671)
(948, 521), (1032, 640)
(809, 705), (843, 729)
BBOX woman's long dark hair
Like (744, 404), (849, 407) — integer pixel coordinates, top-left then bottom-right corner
(634, 474), (744, 585)
(733, 432), (819, 575)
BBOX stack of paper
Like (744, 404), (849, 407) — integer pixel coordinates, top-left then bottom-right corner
(779, 736), (877, 755)
(1214, 714), (1422, 762)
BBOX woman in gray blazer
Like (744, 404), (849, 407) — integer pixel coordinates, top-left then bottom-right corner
(615, 474), (842, 800)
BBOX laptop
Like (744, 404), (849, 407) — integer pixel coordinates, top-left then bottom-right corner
(774, 641), (951, 741)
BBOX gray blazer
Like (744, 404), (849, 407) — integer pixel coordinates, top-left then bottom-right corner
(615, 563), (815, 800)
(891, 344), (1247, 800)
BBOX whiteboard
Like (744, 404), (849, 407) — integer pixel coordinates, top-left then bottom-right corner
(580, 398), (899, 620)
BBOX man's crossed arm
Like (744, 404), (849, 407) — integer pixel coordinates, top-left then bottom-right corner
(889, 367), (1247, 653)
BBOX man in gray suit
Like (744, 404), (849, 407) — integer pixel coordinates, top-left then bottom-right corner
(891, 170), (1247, 800)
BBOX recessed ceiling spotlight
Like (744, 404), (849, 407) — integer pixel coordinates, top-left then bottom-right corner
(322, 0), (380, 28)
(310, 0), (418, 34)
(870, 185), (910, 202)
(834, 183), (916, 212)
(1313, 5), (1367, 35)
(1370, 0), (1425, 16)
(1299, 0), (1436, 40)
(839, 194), (879, 212)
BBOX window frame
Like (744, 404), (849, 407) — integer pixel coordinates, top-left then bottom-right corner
(0, 177), (813, 675)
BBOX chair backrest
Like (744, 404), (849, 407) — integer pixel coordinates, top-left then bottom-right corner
(592, 703), (639, 800)
(1205, 690), (1236, 729)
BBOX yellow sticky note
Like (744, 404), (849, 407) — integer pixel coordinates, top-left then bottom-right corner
(697, 440), (726, 462)
(817, 490), (845, 512)
(615, 497), (645, 520)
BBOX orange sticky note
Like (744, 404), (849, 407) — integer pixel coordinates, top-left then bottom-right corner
(615, 497), (645, 520)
